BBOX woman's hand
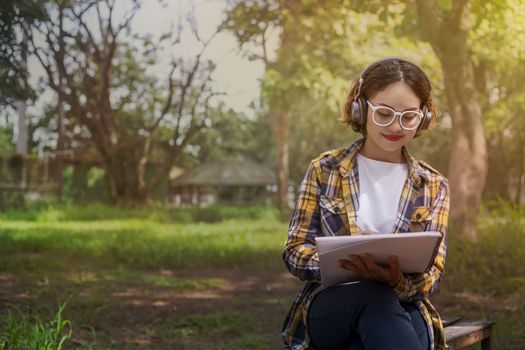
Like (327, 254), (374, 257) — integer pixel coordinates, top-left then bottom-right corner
(337, 254), (402, 287)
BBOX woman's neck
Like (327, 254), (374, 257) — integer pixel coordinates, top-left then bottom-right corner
(359, 138), (405, 163)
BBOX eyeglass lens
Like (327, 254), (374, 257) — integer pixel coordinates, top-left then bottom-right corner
(373, 107), (421, 129)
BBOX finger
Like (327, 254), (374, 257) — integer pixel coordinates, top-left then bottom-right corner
(348, 255), (374, 279)
(360, 254), (396, 283)
(349, 254), (368, 272)
(337, 259), (351, 269)
(359, 254), (387, 279)
(340, 256), (368, 277)
(389, 255), (400, 272)
(338, 259), (358, 272)
(360, 253), (377, 271)
(388, 255), (402, 285)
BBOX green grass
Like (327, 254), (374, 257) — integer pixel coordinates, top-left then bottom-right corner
(0, 203), (524, 348)
(163, 310), (271, 349)
(104, 270), (225, 291)
(0, 219), (288, 273)
(0, 303), (71, 350)
(0, 203), (282, 223)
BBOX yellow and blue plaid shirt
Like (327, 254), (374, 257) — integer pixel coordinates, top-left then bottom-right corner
(282, 138), (450, 350)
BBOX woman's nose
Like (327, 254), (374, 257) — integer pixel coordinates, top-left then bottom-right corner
(387, 115), (404, 132)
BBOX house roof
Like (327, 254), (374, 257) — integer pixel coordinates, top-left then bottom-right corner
(170, 158), (276, 187)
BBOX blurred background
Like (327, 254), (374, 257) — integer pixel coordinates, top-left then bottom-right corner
(0, 0), (524, 349)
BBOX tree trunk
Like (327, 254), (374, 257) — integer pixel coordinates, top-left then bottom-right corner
(100, 147), (151, 206)
(55, 81), (66, 198)
(273, 106), (290, 211)
(55, 9), (66, 199)
(271, 0), (300, 212)
(415, 0), (488, 239)
(16, 25), (28, 155)
(515, 141), (524, 205)
(16, 101), (27, 155)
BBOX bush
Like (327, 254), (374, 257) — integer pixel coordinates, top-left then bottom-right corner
(0, 202), (283, 223)
(443, 202), (525, 295)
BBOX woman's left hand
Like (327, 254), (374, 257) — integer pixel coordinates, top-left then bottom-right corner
(337, 254), (401, 287)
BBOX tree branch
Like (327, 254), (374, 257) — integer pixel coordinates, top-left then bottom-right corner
(147, 62), (178, 132)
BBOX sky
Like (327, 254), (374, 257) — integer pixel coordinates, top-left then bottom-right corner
(116, 0), (270, 115)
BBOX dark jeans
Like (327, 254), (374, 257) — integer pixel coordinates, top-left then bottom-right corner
(307, 280), (430, 350)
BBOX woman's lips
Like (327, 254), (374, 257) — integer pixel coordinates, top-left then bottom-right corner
(383, 134), (402, 142)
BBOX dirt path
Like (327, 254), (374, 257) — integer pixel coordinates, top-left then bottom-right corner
(0, 269), (521, 349)
(0, 268), (302, 349)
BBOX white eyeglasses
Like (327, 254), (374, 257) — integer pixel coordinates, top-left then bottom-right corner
(366, 100), (423, 131)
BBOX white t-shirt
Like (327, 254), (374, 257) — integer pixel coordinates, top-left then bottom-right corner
(356, 153), (408, 234)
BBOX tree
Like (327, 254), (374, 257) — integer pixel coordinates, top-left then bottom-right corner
(28, 0), (221, 204)
(467, 0), (525, 205)
(412, 0), (513, 238)
(225, 0), (441, 209)
(225, 0), (293, 211)
(1, 1), (47, 159)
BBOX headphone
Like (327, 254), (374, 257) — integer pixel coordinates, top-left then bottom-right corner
(351, 57), (433, 133)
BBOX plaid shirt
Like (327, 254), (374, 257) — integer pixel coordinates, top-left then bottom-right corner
(282, 138), (450, 350)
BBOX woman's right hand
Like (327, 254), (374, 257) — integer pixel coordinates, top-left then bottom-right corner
(337, 254), (402, 287)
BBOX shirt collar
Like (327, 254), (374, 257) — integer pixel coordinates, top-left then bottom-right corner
(337, 137), (429, 186)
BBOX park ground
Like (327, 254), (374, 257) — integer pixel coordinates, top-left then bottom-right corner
(0, 204), (524, 349)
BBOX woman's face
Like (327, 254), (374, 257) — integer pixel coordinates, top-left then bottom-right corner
(362, 81), (420, 162)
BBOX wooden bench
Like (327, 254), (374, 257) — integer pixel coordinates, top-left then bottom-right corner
(443, 317), (495, 349)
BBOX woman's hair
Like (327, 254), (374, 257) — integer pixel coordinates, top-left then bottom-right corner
(340, 58), (439, 137)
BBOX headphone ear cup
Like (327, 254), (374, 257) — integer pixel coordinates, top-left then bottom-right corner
(351, 97), (367, 132)
(351, 99), (362, 131)
(358, 97), (368, 129)
(418, 105), (432, 130)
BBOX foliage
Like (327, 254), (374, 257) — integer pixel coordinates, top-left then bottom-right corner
(226, 0), (446, 184)
(0, 0), (47, 108)
(191, 108), (273, 166)
(0, 128), (14, 156)
(469, 0), (525, 202)
(1, 0), (521, 208)
(0, 303), (71, 350)
(0, 202), (281, 223)
(441, 201), (525, 295)
(61, 166), (110, 204)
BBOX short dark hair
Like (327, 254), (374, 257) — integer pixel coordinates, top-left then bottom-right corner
(340, 58), (439, 137)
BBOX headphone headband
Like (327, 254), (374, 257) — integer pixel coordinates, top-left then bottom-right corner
(357, 57), (432, 97)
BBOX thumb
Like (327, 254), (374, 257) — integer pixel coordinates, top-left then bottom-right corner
(389, 255), (400, 270)
(388, 255), (401, 283)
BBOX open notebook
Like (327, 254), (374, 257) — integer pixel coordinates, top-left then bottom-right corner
(315, 232), (442, 287)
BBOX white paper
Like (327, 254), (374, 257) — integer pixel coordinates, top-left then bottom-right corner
(315, 231), (442, 287)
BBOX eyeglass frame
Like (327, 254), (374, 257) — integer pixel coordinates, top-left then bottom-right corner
(366, 100), (423, 131)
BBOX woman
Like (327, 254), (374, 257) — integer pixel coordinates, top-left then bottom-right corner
(281, 58), (450, 350)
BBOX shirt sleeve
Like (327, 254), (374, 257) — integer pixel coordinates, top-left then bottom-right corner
(393, 178), (450, 301)
(282, 160), (322, 282)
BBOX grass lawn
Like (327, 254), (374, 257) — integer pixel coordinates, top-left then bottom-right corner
(0, 204), (524, 349)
